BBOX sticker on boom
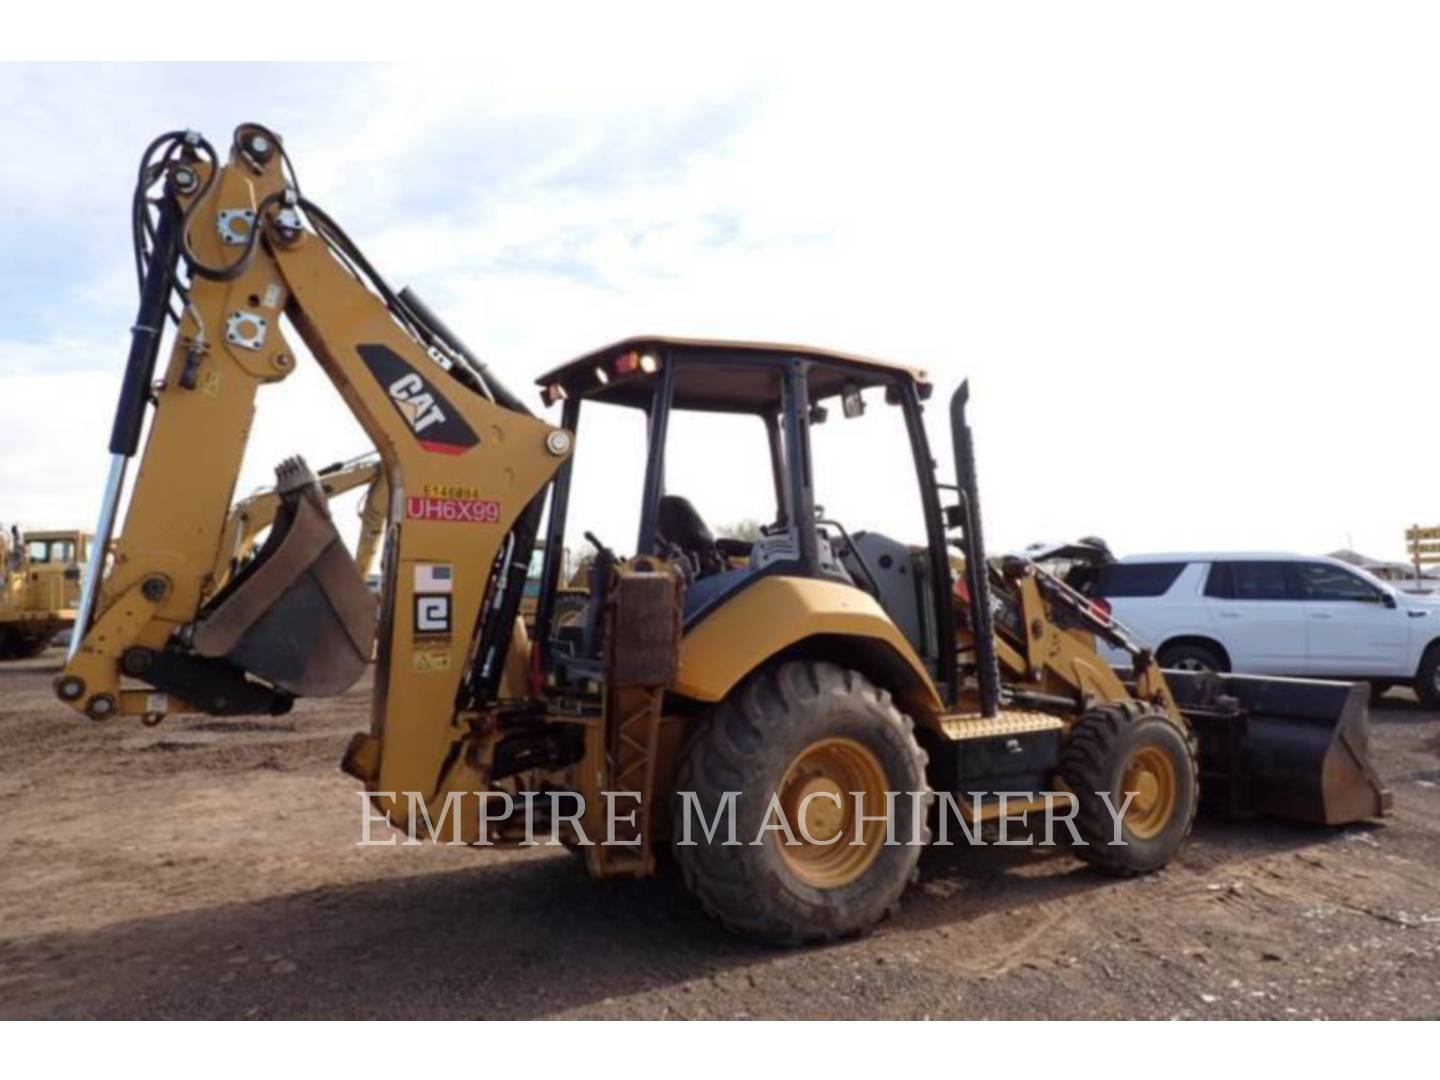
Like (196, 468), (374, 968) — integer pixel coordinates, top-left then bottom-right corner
(357, 343), (480, 455)
(406, 496), (501, 524)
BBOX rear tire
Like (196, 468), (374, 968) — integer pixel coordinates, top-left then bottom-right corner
(1057, 702), (1199, 876)
(1416, 644), (1440, 708)
(672, 661), (930, 945)
(1157, 641), (1226, 674)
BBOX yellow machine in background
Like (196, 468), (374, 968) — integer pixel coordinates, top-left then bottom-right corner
(56, 124), (1390, 944)
(1, 526), (91, 659)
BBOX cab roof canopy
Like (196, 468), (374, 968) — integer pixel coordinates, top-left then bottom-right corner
(536, 336), (932, 413)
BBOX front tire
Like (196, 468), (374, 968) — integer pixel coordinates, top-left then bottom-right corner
(672, 661), (930, 945)
(1057, 702), (1199, 876)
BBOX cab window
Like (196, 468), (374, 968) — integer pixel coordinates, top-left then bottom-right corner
(661, 409), (779, 543)
(562, 403), (650, 564)
(808, 385), (927, 543)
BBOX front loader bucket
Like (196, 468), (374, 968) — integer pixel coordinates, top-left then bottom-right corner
(192, 457), (377, 697)
(1165, 671), (1392, 826)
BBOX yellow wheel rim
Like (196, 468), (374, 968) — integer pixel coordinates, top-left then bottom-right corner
(1120, 744), (1178, 840)
(777, 737), (889, 889)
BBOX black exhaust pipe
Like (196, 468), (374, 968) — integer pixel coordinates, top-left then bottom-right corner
(950, 381), (1001, 718)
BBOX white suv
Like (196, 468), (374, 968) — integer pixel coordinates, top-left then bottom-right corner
(1082, 552), (1440, 704)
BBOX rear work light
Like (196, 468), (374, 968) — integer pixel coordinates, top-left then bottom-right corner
(614, 350), (661, 376)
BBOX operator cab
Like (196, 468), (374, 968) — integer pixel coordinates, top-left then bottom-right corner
(531, 337), (956, 696)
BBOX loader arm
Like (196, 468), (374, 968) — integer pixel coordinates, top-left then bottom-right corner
(57, 125), (572, 824)
(997, 562), (1181, 721)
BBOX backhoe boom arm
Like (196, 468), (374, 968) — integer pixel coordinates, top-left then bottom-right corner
(57, 124), (572, 828)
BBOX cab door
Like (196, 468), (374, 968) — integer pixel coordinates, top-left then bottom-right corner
(1293, 560), (1409, 676)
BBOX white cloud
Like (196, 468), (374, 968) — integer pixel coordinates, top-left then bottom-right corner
(3, 6), (1439, 566)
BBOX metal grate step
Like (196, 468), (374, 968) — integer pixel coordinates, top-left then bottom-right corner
(939, 709), (1063, 741)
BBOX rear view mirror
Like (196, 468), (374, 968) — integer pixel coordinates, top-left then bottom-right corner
(841, 383), (865, 419)
(1382, 592), (1397, 609)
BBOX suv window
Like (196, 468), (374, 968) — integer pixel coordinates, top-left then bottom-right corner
(1296, 562), (1385, 603)
(1205, 561), (1296, 601)
(1089, 562), (1185, 598)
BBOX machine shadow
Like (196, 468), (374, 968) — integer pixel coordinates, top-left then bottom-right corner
(1, 845), (1076, 1020)
(0, 853), (745, 1019)
(2, 807), (1364, 1020)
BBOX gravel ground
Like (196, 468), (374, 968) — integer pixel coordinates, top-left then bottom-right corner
(1, 650), (1437, 1019)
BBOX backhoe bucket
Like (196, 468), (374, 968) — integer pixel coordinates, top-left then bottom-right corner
(1165, 671), (1392, 826)
(192, 457), (377, 697)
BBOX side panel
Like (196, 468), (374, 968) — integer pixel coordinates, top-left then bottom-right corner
(673, 575), (943, 716)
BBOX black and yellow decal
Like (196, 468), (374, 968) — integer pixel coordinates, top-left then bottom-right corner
(358, 344), (480, 455)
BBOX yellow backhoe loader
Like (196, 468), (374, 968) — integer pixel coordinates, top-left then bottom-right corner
(211, 453), (387, 597)
(1, 526), (91, 659)
(56, 124), (1389, 943)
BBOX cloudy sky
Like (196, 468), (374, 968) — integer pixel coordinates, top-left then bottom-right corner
(3, 7), (1438, 563)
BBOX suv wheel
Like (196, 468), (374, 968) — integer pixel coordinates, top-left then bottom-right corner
(1416, 644), (1440, 708)
(1156, 641), (1226, 674)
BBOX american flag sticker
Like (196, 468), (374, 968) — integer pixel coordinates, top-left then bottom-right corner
(414, 563), (454, 594)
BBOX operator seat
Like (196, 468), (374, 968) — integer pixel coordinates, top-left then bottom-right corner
(656, 495), (723, 576)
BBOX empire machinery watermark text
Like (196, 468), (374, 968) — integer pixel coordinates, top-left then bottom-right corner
(357, 789), (1142, 847)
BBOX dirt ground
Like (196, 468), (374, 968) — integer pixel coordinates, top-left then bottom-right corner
(1, 651), (1437, 1020)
